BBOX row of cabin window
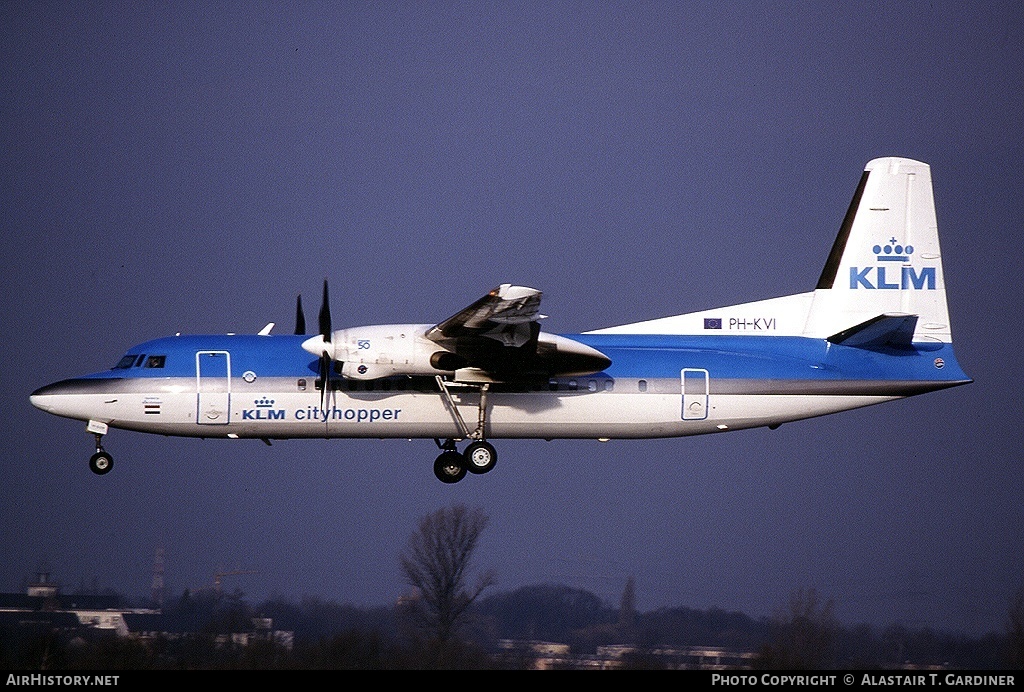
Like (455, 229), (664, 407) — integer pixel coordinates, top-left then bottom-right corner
(301, 377), (651, 393)
(113, 354), (166, 369)
(106, 360), (652, 393)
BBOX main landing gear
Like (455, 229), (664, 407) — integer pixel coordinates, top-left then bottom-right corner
(433, 438), (498, 484)
(432, 376), (498, 484)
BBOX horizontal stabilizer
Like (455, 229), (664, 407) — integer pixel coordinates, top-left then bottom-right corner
(828, 313), (918, 348)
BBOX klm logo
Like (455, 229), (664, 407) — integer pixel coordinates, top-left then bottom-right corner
(850, 239), (935, 290)
(242, 397), (285, 420)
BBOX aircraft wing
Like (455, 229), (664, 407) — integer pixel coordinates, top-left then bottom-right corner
(426, 284), (542, 346)
(425, 284), (609, 379)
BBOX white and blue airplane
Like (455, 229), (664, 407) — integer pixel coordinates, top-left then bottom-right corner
(31, 157), (971, 483)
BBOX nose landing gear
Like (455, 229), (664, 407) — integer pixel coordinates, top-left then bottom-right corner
(87, 421), (113, 475)
(89, 447), (113, 475)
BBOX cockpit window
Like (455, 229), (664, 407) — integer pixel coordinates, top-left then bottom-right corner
(114, 355), (138, 370)
(144, 355), (166, 368)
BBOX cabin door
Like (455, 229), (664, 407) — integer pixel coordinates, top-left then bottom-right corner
(681, 368), (709, 421)
(196, 351), (231, 425)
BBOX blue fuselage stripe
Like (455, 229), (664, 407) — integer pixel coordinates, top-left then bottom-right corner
(75, 332), (970, 388)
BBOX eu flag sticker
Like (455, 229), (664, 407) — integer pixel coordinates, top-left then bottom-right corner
(704, 318), (722, 329)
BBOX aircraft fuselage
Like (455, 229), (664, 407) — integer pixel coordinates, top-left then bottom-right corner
(28, 158), (974, 482)
(30, 331), (968, 441)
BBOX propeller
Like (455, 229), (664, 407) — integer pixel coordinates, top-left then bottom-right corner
(294, 295), (306, 335)
(298, 279), (336, 411)
(318, 279), (332, 338)
(319, 281), (333, 410)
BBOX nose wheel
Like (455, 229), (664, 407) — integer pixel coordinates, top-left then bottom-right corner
(88, 426), (113, 475)
(89, 449), (114, 475)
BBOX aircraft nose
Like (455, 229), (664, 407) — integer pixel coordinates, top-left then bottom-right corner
(30, 380), (68, 412)
(30, 378), (97, 415)
(31, 377), (121, 424)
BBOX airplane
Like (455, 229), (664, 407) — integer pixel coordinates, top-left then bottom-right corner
(30, 157), (971, 483)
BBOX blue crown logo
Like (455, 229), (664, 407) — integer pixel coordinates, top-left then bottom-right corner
(255, 397), (275, 408)
(873, 237), (914, 262)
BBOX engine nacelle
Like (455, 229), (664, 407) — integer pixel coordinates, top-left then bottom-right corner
(535, 332), (612, 376)
(339, 361), (410, 380)
(302, 323), (611, 381)
(331, 324), (455, 381)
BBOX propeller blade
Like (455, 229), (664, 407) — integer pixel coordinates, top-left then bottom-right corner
(294, 295), (306, 335)
(318, 279), (332, 342)
(319, 352), (331, 411)
(314, 280), (334, 413)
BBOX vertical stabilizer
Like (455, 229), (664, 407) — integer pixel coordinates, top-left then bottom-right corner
(804, 157), (952, 343)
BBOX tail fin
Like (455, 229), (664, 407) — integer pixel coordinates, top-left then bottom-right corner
(587, 157), (955, 342)
(803, 157), (953, 344)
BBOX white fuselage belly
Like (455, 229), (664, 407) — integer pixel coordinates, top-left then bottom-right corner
(39, 380), (897, 440)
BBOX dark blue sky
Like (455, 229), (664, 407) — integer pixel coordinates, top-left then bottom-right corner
(3, 2), (1021, 636)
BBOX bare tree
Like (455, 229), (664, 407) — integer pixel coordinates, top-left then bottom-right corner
(399, 504), (495, 656)
(1008, 583), (1024, 666)
(757, 587), (838, 669)
(618, 575), (637, 634)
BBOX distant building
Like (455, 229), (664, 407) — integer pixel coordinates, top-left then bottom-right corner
(0, 570), (155, 636)
(596, 644), (758, 669)
(25, 570), (59, 598)
(496, 639), (757, 670)
(1, 570), (291, 649)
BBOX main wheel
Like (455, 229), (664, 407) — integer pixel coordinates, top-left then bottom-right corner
(433, 450), (467, 484)
(89, 450), (113, 475)
(463, 441), (497, 474)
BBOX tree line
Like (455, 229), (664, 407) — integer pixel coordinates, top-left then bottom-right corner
(3, 505), (1021, 669)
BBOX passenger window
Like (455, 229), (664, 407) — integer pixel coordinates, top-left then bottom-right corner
(144, 355), (166, 368)
(588, 380), (597, 392)
(604, 380), (614, 392)
(548, 378), (559, 391)
(638, 380), (648, 392)
(297, 379), (307, 391)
